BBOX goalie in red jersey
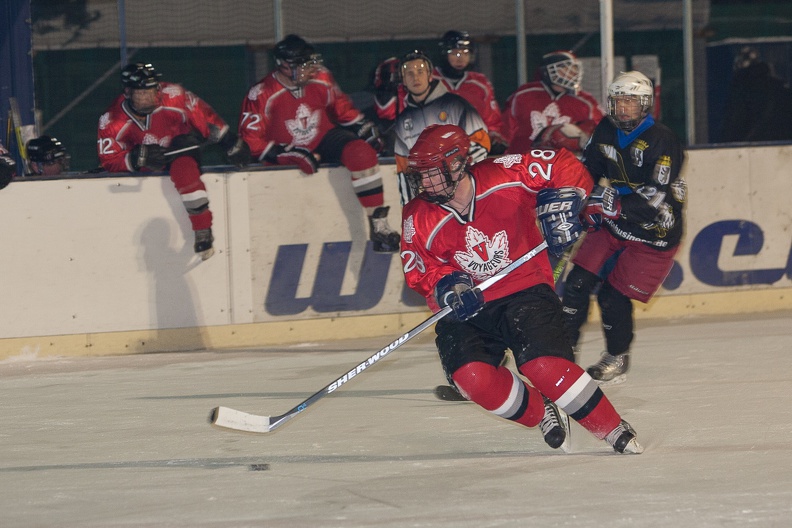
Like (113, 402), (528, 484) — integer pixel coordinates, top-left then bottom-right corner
(400, 124), (642, 454)
(503, 50), (603, 157)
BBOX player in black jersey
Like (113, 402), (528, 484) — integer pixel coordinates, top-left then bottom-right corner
(562, 71), (687, 385)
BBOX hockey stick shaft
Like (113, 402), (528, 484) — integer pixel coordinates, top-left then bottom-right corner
(210, 240), (549, 433)
(165, 144), (202, 156)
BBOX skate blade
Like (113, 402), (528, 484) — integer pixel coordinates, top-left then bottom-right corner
(198, 247), (215, 261)
(594, 373), (627, 387)
(621, 437), (644, 454)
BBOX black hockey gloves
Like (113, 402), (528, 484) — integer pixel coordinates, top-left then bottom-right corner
(218, 130), (251, 168)
(434, 271), (485, 322)
(130, 144), (169, 171)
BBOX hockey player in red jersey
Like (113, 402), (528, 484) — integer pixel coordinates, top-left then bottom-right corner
(503, 50), (604, 156)
(239, 34), (400, 253)
(98, 62), (250, 260)
(434, 31), (508, 154)
(400, 124), (643, 454)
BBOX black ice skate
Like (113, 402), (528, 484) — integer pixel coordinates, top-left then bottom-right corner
(539, 397), (568, 450)
(605, 419), (644, 454)
(587, 351), (630, 386)
(194, 228), (215, 260)
(368, 206), (400, 253)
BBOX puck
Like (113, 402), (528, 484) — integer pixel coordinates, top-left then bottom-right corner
(249, 463), (270, 471)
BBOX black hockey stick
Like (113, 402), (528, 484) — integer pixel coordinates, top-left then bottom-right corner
(210, 240), (549, 433)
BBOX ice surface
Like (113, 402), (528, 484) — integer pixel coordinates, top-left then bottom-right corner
(1, 311), (791, 527)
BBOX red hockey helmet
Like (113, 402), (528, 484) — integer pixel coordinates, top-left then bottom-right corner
(406, 124), (470, 204)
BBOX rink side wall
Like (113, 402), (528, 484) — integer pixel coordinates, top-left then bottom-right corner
(1, 144), (791, 360)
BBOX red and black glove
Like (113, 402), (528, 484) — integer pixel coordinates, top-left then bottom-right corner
(581, 185), (621, 231)
(265, 145), (319, 175)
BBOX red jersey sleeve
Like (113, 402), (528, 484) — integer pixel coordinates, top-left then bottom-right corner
(238, 81), (273, 159)
(97, 98), (134, 172)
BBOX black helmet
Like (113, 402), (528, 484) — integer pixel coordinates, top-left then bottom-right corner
(121, 63), (161, 89)
(401, 49), (433, 73)
(273, 34), (315, 65)
(439, 30), (473, 54)
(27, 135), (68, 163)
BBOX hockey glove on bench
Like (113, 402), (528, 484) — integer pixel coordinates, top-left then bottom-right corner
(536, 187), (585, 257)
(265, 144), (319, 175)
(434, 271), (485, 322)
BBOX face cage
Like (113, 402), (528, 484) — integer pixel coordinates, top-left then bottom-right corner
(607, 94), (652, 132)
(282, 54), (323, 84)
(406, 155), (466, 204)
(545, 59), (582, 93)
(127, 86), (161, 115)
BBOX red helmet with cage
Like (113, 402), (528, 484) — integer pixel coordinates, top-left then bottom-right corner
(406, 124), (470, 204)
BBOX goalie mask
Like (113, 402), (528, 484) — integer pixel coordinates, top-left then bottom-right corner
(121, 63), (162, 115)
(607, 71), (654, 132)
(406, 124), (470, 204)
(273, 34), (323, 86)
(541, 51), (583, 95)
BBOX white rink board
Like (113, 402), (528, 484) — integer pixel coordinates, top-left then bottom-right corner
(0, 145), (791, 352)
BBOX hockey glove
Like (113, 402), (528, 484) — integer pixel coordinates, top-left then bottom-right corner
(536, 187), (585, 257)
(168, 131), (204, 161)
(468, 142), (489, 165)
(434, 271), (485, 322)
(218, 131), (251, 168)
(131, 144), (169, 171)
(347, 120), (384, 152)
(0, 155), (16, 189)
(581, 185), (621, 231)
(266, 145), (319, 175)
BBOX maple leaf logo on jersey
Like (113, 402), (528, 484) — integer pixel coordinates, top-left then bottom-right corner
(494, 154), (523, 168)
(454, 226), (511, 281)
(247, 84), (263, 101)
(403, 215), (416, 244)
(99, 112), (111, 130)
(285, 103), (320, 146)
(529, 102), (571, 140)
(143, 133), (168, 147)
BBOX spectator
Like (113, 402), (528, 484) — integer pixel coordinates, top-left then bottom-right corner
(434, 30), (508, 154)
(26, 135), (70, 176)
(393, 49), (490, 204)
(502, 50), (604, 157)
(562, 71), (686, 385)
(239, 34), (400, 253)
(0, 140), (16, 189)
(400, 124), (643, 454)
(719, 46), (792, 143)
(97, 62), (250, 260)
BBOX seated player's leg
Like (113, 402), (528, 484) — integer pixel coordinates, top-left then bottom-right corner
(169, 156), (214, 259)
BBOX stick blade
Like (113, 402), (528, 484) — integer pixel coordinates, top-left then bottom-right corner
(210, 406), (273, 433)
